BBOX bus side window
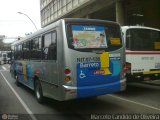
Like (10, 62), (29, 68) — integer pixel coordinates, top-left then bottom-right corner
(15, 44), (22, 60)
(43, 47), (48, 60)
(30, 37), (41, 60)
(23, 41), (30, 60)
(49, 32), (57, 60)
(43, 31), (57, 60)
(43, 32), (52, 60)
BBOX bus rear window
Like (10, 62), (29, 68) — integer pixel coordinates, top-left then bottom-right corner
(67, 24), (122, 51)
(126, 29), (160, 51)
(72, 25), (107, 49)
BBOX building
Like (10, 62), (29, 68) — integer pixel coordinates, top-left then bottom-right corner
(0, 35), (13, 51)
(40, 0), (160, 29)
(0, 35), (5, 51)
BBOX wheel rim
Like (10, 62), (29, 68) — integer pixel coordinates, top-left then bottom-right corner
(36, 86), (40, 99)
(15, 75), (18, 80)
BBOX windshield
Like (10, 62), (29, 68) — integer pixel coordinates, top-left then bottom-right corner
(126, 28), (160, 51)
(67, 24), (122, 52)
(3, 54), (7, 57)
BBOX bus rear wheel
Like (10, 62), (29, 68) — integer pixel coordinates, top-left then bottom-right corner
(35, 80), (43, 103)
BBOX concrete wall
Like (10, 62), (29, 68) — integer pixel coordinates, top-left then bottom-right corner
(40, 0), (95, 27)
(40, 0), (160, 29)
(143, 0), (160, 29)
(123, 0), (160, 29)
(40, 0), (121, 27)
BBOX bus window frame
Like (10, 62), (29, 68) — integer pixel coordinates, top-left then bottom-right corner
(30, 37), (42, 60)
(66, 23), (123, 52)
(126, 28), (160, 51)
(42, 30), (57, 60)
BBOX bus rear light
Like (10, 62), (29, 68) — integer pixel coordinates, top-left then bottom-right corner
(64, 76), (71, 82)
(122, 63), (127, 77)
(64, 68), (71, 74)
(126, 62), (131, 74)
(123, 63), (126, 70)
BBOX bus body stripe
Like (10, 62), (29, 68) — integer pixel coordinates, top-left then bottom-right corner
(22, 61), (27, 80)
(143, 70), (160, 75)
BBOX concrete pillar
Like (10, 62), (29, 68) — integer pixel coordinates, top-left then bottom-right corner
(115, 0), (125, 25)
(86, 14), (91, 19)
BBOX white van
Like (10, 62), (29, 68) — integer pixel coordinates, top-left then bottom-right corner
(0, 51), (9, 64)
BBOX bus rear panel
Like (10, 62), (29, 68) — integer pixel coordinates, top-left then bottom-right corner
(62, 19), (126, 100)
(122, 26), (160, 82)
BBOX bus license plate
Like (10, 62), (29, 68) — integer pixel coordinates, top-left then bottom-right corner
(94, 70), (105, 75)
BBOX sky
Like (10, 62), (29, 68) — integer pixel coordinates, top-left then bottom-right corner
(0, 0), (41, 43)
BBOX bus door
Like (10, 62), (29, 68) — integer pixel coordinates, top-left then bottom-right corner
(42, 31), (58, 86)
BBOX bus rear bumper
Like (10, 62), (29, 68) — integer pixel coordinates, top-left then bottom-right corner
(63, 79), (126, 100)
(120, 78), (126, 91)
(126, 71), (160, 82)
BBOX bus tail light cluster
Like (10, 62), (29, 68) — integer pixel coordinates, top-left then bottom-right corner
(64, 69), (71, 74)
(125, 62), (131, 74)
(122, 63), (127, 77)
(64, 76), (71, 82)
(64, 68), (71, 82)
(121, 63), (131, 79)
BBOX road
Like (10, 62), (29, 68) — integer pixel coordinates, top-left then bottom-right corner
(0, 64), (160, 120)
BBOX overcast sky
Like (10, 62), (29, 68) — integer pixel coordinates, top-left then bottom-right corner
(0, 0), (41, 43)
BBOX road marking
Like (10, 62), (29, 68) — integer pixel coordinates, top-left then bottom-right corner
(2, 66), (7, 71)
(0, 72), (37, 120)
(109, 94), (160, 111)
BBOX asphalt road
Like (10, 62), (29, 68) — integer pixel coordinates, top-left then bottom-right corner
(0, 64), (160, 120)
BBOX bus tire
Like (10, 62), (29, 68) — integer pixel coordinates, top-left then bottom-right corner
(15, 75), (21, 86)
(35, 80), (43, 103)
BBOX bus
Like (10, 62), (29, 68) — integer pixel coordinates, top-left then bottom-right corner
(10, 18), (126, 102)
(122, 26), (160, 82)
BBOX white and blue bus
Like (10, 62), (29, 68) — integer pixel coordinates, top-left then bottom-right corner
(10, 18), (126, 102)
(122, 26), (160, 82)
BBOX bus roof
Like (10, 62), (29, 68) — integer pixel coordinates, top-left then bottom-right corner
(12, 18), (120, 46)
(121, 26), (160, 32)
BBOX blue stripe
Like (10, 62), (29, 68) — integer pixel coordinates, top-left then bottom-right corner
(72, 25), (105, 31)
(76, 60), (121, 98)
